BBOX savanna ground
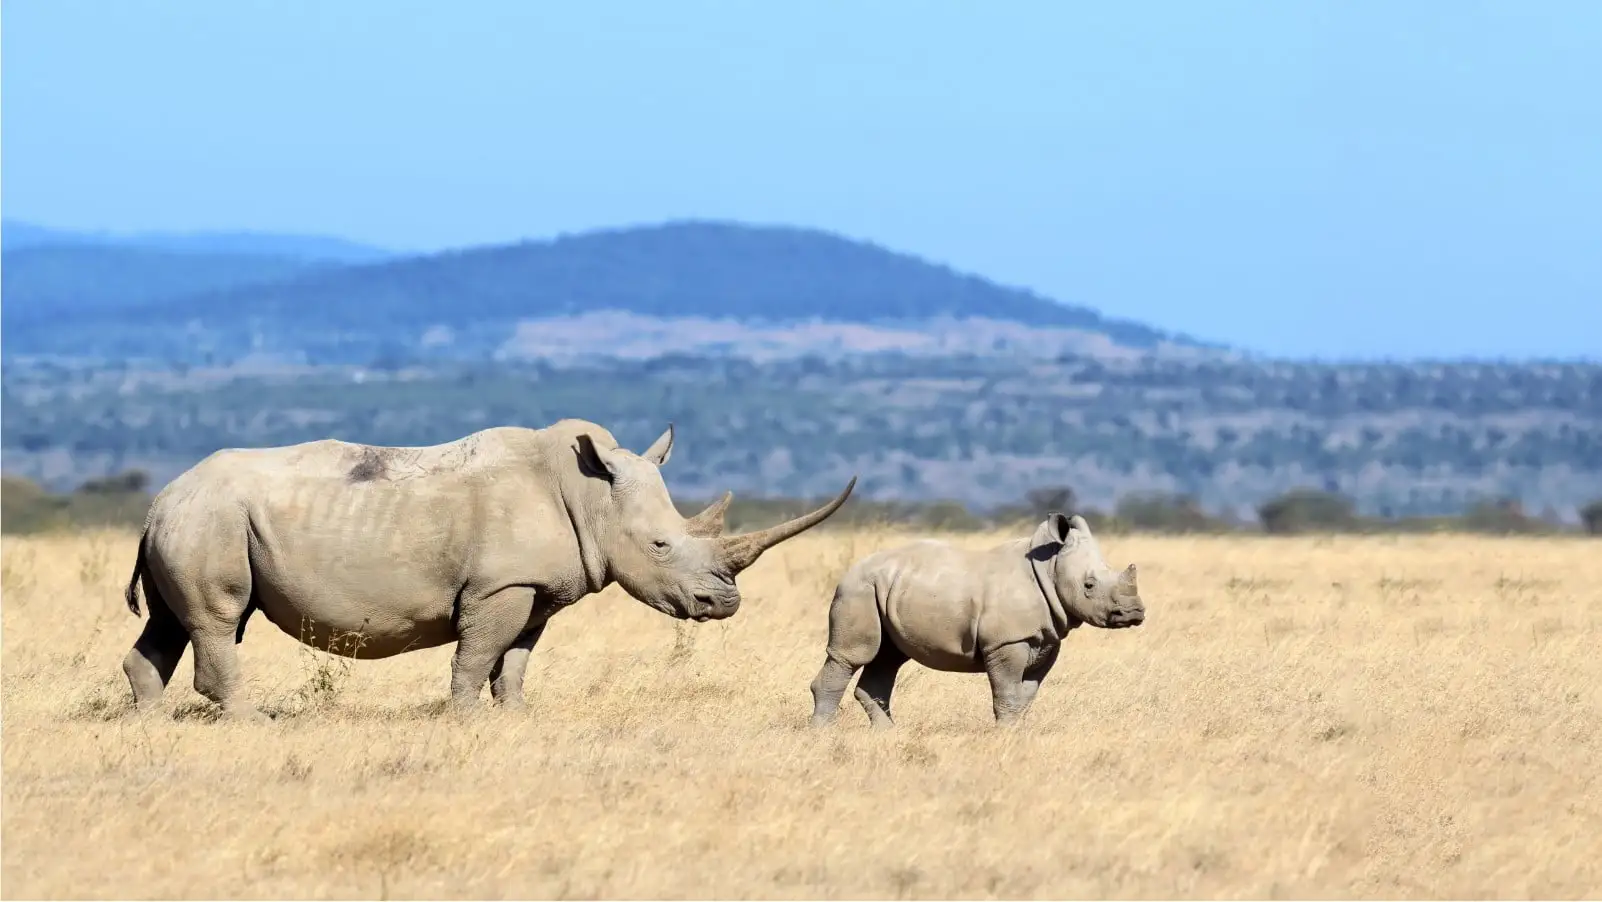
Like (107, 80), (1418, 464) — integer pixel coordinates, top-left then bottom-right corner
(2, 528), (1599, 899)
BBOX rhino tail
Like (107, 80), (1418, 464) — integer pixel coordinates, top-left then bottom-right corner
(125, 528), (150, 616)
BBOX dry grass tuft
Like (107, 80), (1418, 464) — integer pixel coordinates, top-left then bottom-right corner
(3, 528), (1600, 898)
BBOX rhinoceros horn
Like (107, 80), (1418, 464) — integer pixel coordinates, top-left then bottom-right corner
(717, 477), (857, 573)
(685, 491), (733, 538)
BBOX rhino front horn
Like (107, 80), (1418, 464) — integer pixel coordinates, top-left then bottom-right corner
(717, 477), (857, 573)
(1119, 563), (1138, 593)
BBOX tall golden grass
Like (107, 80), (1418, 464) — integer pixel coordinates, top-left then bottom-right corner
(3, 527), (1599, 899)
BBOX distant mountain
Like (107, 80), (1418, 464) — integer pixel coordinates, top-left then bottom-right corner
(0, 218), (393, 263)
(2, 222), (82, 250)
(2, 220), (1216, 363)
(177, 220), (1194, 337)
(1, 246), (330, 327)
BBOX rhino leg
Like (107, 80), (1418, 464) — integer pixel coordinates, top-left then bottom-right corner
(165, 540), (266, 722)
(488, 623), (546, 710)
(189, 627), (267, 722)
(1016, 642), (1060, 712)
(122, 589), (190, 713)
(809, 577), (884, 728)
(984, 642), (1037, 726)
(187, 576), (267, 723)
(809, 657), (859, 728)
(852, 644), (909, 730)
(449, 587), (536, 713)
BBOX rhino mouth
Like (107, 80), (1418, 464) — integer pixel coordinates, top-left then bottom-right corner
(676, 589), (736, 624)
(684, 592), (724, 622)
(1106, 608), (1145, 628)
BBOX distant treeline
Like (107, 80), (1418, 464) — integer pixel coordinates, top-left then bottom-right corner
(5, 471), (1600, 538)
(7, 354), (1599, 518)
(684, 485), (1602, 537)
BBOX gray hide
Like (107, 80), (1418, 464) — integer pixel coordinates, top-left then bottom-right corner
(808, 513), (1144, 728)
(120, 419), (855, 720)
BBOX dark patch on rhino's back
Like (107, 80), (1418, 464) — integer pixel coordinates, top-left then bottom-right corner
(345, 439), (483, 485)
(347, 447), (390, 483)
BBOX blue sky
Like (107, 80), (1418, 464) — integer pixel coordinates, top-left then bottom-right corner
(4, 0), (1599, 360)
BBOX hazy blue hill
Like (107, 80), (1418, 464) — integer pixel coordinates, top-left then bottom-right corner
(3, 220), (1215, 362)
(0, 245), (330, 327)
(1, 221), (79, 250)
(0, 218), (392, 262)
(144, 220), (1198, 345)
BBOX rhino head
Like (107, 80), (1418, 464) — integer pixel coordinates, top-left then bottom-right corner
(576, 425), (856, 621)
(1030, 512), (1145, 630)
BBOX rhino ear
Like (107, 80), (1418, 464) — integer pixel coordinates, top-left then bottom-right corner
(1028, 512), (1075, 561)
(1068, 514), (1092, 535)
(641, 424), (674, 467)
(575, 434), (621, 481)
(1047, 512), (1073, 545)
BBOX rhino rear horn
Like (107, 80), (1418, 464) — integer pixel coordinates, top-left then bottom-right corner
(717, 477), (857, 573)
(685, 491), (733, 538)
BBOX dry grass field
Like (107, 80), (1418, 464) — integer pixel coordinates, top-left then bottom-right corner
(2, 527), (1600, 899)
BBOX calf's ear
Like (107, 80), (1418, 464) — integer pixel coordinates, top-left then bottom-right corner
(1030, 512), (1075, 558)
(1048, 512), (1073, 544)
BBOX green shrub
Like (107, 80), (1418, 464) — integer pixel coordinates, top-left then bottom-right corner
(1, 473), (150, 534)
(1458, 498), (1551, 535)
(1114, 491), (1222, 533)
(1580, 500), (1602, 536)
(1258, 489), (1358, 535)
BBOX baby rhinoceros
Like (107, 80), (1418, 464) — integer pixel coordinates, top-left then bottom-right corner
(809, 513), (1145, 728)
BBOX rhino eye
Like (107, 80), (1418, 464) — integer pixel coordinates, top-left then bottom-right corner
(1083, 576), (1097, 594)
(652, 539), (671, 551)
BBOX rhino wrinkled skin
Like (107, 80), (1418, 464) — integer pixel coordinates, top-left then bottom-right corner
(121, 419), (856, 720)
(809, 513), (1145, 727)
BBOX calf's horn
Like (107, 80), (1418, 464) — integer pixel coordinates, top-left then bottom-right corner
(718, 477), (857, 573)
(1118, 563), (1139, 593)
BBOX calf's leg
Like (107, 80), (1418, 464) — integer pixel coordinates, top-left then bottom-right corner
(809, 657), (859, 727)
(984, 642), (1036, 726)
(1016, 643), (1060, 712)
(809, 578), (883, 728)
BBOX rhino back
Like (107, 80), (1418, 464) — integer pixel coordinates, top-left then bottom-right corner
(149, 428), (580, 656)
(864, 541), (986, 672)
(869, 538), (1048, 672)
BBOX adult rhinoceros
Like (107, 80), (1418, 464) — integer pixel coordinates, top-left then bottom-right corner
(121, 419), (855, 721)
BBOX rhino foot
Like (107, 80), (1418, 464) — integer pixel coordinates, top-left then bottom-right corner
(445, 696), (487, 721)
(126, 702), (168, 722)
(222, 704), (272, 725)
(491, 696), (529, 715)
